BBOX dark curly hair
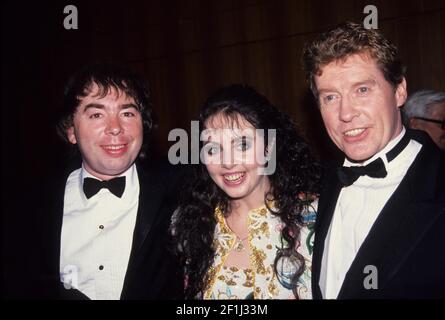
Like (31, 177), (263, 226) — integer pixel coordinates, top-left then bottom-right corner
(172, 84), (321, 299)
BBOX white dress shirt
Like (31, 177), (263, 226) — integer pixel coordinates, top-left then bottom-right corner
(320, 128), (422, 299)
(60, 164), (140, 300)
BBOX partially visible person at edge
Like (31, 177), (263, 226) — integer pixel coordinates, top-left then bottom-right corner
(404, 90), (445, 151)
(171, 84), (321, 299)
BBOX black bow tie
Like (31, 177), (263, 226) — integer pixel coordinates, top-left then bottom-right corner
(337, 132), (410, 187)
(337, 158), (387, 187)
(83, 176), (126, 199)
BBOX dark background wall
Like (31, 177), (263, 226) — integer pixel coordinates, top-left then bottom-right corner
(3, 0), (444, 175)
(1, 0), (444, 292)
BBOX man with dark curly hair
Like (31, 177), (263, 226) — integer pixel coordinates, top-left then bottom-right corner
(24, 64), (184, 300)
(303, 22), (445, 299)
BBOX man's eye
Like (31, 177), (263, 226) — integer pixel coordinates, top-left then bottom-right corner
(323, 94), (337, 104)
(358, 87), (369, 94)
(122, 112), (135, 117)
(89, 113), (102, 119)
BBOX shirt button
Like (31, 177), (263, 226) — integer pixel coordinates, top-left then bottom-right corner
(99, 265), (104, 270)
(99, 225), (104, 229)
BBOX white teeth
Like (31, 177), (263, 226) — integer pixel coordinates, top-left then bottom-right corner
(224, 172), (245, 181)
(344, 128), (365, 137)
(104, 145), (125, 150)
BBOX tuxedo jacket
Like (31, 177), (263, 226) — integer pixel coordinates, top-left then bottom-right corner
(15, 159), (185, 299)
(312, 130), (445, 299)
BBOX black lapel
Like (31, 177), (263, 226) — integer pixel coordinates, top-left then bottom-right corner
(121, 163), (167, 296)
(338, 130), (444, 298)
(129, 164), (165, 255)
(312, 163), (342, 299)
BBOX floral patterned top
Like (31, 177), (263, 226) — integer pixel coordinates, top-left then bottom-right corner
(204, 201), (317, 300)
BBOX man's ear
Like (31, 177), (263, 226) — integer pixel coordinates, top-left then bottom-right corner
(396, 78), (408, 108)
(66, 126), (77, 144)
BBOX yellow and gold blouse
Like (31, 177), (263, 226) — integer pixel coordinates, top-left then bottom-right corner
(204, 201), (317, 299)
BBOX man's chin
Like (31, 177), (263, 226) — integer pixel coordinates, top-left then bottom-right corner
(98, 163), (133, 177)
(343, 150), (374, 163)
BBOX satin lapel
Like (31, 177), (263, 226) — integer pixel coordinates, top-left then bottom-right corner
(312, 167), (342, 299)
(128, 165), (164, 258)
(338, 134), (443, 298)
(123, 163), (167, 292)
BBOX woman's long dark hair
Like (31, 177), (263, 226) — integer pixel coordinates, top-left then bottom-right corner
(172, 84), (321, 299)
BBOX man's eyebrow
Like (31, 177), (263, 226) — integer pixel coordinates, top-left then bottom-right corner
(121, 103), (139, 110)
(353, 79), (377, 87)
(317, 88), (337, 95)
(82, 103), (105, 111)
(82, 103), (138, 112)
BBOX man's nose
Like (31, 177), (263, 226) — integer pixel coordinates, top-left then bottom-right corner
(106, 115), (123, 135)
(339, 96), (360, 122)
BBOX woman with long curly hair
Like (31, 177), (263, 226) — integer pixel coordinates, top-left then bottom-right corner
(171, 84), (321, 299)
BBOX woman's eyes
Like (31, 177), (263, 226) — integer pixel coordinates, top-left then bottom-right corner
(236, 140), (251, 151)
(204, 140), (251, 156)
(206, 145), (220, 155)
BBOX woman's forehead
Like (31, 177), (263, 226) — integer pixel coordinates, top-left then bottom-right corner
(204, 112), (255, 130)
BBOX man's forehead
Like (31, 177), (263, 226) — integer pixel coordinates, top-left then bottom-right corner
(81, 82), (135, 103)
(315, 54), (381, 88)
(318, 53), (377, 74)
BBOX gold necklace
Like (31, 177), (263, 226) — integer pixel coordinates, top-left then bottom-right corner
(234, 235), (249, 252)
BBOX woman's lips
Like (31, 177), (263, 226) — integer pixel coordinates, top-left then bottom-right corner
(222, 172), (246, 186)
